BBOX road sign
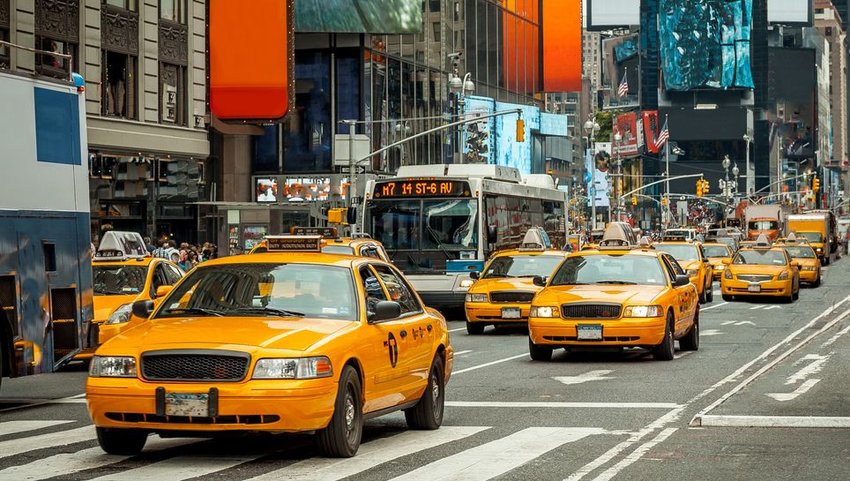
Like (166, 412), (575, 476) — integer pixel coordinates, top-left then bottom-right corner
(334, 134), (371, 167)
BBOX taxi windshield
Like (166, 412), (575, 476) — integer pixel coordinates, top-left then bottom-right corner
(783, 246), (816, 259)
(156, 263), (357, 321)
(796, 232), (823, 243)
(702, 246), (730, 258)
(733, 250), (787, 266)
(550, 255), (667, 286)
(322, 245), (355, 255)
(483, 255), (563, 278)
(93, 265), (147, 295)
(654, 244), (700, 262)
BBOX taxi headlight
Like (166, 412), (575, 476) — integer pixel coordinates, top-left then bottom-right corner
(723, 269), (733, 280)
(105, 303), (133, 325)
(816, 248), (823, 253)
(714, 264), (726, 270)
(465, 293), (488, 303)
(802, 266), (816, 271)
(623, 305), (662, 318)
(253, 357), (333, 379)
(89, 356), (137, 378)
(778, 270), (790, 280)
(686, 269), (699, 277)
(530, 306), (559, 318)
(459, 279), (475, 288)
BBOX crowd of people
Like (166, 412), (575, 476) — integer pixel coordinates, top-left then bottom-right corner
(147, 237), (218, 272)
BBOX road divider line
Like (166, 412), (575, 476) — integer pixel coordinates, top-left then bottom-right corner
(697, 415), (850, 428)
(0, 426), (95, 459)
(592, 428), (678, 481)
(0, 420), (75, 437)
(447, 401), (681, 409)
(701, 302), (728, 311)
(448, 327), (467, 333)
(452, 353), (527, 375)
(454, 350), (473, 356)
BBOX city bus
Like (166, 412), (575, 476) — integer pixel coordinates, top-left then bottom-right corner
(0, 60), (92, 387)
(361, 164), (567, 312)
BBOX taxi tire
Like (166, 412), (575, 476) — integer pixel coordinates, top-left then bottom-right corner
(466, 321), (485, 335)
(95, 427), (148, 455)
(652, 315), (675, 361)
(679, 308), (699, 351)
(528, 337), (553, 362)
(813, 274), (821, 288)
(722, 294), (734, 302)
(698, 288), (707, 305)
(404, 355), (445, 430)
(316, 366), (362, 458)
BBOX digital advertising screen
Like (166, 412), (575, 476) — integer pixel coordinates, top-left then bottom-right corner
(255, 177), (279, 203)
(295, 0), (422, 33)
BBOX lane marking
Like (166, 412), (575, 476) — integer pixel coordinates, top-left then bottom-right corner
(821, 324), (850, 348)
(454, 350), (473, 356)
(698, 415), (850, 428)
(0, 426), (96, 459)
(673, 351), (694, 359)
(452, 353), (527, 375)
(0, 420), (75, 437)
(592, 428), (678, 481)
(786, 354), (831, 385)
(390, 427), (606, 481)
(700, 329), (724, 336)
(448, 327), (467, 333)
(766, 378), (821, 401)
(87, 454), (259, 481)
(749, 305), (764, 310)
(700, 302), (728, 311)
(0, 393), (87, 412)
(764, 305), (782, 310)
(447, 401), (681, 409)
(553, 370), (615, 386)
(247, 426), (489, 481)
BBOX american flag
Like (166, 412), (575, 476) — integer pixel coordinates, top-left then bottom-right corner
(656, 117), (669, 147)
(617, 71), (629, 97)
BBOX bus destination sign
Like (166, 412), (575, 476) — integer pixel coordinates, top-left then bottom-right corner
(373, 180), (470, 199)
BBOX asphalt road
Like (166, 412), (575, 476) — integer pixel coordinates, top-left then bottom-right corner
(1, 258), (850, 480)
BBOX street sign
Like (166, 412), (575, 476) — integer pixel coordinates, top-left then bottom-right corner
(334, 134), (371, 167)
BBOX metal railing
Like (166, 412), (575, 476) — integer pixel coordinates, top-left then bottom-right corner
(0, 39), (74, 81)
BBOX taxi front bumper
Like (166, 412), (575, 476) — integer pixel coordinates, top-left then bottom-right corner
(465, 303), (531, 324)
(528, 317), (666, 347)
(798, 268), (819, 283)
(86, 377), (337, 433)
(721, 278), (792, 296)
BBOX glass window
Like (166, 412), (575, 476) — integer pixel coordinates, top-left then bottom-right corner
(655, 244), (701, 262)
(160, 0), (187, 23)
(0, 28), (9, 69)
(796, 232), (823, 243)
(252, 125), (279, 173)
(369, 200), (421, 251)
(36, 37), (76, 78)
(749, 220), (779, 231)
(422, 199), (478, 250)
(105, 0), (137, 11)
(783, 246), (816, 259)
(103, 51), (137, 119)
(336, 49), (360, 134)
(157, 263), (358, 321)
(285, 50), (331, 172)
(322, 245), (355, 256)
(432, 22), (441, 42)
(372, 265), (420, 314)
(483, 255), (563, 278)
(550, 255), (668, 287)
(360, 265), (388, 313)
(164, 263), (183, 284)
(160, 63), (186, 125)
(93, 265), (147, 295)
(703, 245), (731, 258)
(733, 250), (788, 266)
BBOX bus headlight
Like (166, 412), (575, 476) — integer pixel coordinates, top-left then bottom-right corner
(105, 303), (133, 325)
(530, 306), (558, 318)
(89, 356), (137, 377)
(459, 279), (475, 288)
(253, 357), (333, 379)
(465, 293), (488, 303)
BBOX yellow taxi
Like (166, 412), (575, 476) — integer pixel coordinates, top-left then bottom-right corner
(86, 235), (452, 458)
(776, 234), (822, 287)
(654, 237), (714, 304)
(702, 243), (734, 281)
(464, 229), (570, 335)
(528, 226), (700, 362)
(81, 232), (184, 359)
(250, 227), (390, 262)
(720, 235), (800, 302)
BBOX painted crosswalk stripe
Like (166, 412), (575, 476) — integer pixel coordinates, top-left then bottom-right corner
(0, 437), (198, 481)
(389, 427), (606, 481)
(86, 454), (258, 481)
(0, 420), (75, 437)
(248, 426), (489, 481)
(0, 426), (96, 460)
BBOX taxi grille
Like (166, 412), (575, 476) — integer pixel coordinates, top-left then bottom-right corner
(490, 291), (535, 303)
(561, 303), (622, 319)
(141, 350), (250, 382)
(737, 274), (773, 283)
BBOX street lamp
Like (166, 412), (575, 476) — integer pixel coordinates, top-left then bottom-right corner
(583, 117), (600, 231)
(450, 72), (475, 163)
(612, 131), (623, 222)
(721, 155), (732, 206)
(743, 134), (753, 196)
(732, 163), (740, 196)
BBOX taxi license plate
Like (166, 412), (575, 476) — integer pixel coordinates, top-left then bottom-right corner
(502, 307), (521, 319)
(748, 284), (761, 293)
(165, 393), (209, 417)
(577, 324), (603, 340)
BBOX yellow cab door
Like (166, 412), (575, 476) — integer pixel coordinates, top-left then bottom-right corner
(661, 254), (696, 335)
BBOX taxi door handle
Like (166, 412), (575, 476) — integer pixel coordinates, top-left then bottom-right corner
(427, 324), (432, 332)
(399, 329), (407, 338)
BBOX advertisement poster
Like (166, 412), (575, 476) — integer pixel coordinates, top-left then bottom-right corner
(463, 97), (495, 164)
(642, 110), (662, 154)
(612, 112), (642, 157)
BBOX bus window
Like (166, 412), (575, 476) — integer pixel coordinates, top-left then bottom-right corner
(422, 200), (478, 250)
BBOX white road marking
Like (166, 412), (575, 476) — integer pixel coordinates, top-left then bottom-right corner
(764, 305), (782, 310)
(786, 354), (831, 385)
(673, 351), (694, 359)
(452, 353), (527, 375)
(448, 327), (467, 333)
(0, 437), (198, 481)
(698, 415), (850, 428)
(453, 350), (473, 356)
(0, 393), (88, 412)
(700, 302), (728, 311)
(700, 329), (724, 336)
(592, 428), (678, 481)
(766, 378), (821, 401)
(553, 370), (615, 386)
(87, 454), (258, 481)
(249, 426), (489, 481)
(821, 324), (850, 348)
(0, 426), (96, 459)
(446, 401), (681, 409)
(0, 420), (74, 437)
(749, 305), (764, 310)
(720, 320), (756, 326)
(390, 427), (605, 481)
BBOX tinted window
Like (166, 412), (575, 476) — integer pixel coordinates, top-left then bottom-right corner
(359, 266), (388, 313)
(372, 265), (421, 314)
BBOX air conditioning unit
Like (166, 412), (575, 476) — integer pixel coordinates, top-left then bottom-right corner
(162, 85), (177, 123)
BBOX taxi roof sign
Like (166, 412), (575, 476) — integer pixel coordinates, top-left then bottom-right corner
(94, 231), (148, 261)
(290, 226), (338, 238)
(599, 223), (637, 250)
(518, 227), (552, 251)
(265, 235), (322, 252)
(753, 234), (772, 248)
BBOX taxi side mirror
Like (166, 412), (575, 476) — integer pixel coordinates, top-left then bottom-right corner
(369, 301), (402, 323)
(155, 285), (174, 298)
(673, 274), (690, 287)
(532, 276), (547, 287)
(469, 271), (480, 280)
(721, 258), (732, 265)
(131, 299), (155, 319)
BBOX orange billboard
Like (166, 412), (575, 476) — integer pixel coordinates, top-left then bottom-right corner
(502, 0), (540, 94)
(542, 0), (582, 92)
(210, 0), (293, 121)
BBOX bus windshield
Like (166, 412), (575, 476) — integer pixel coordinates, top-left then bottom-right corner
(749, 220), (778, 231)
(368, 199), (478, 251)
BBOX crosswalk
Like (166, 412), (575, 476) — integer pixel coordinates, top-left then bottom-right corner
(0, 419), (631, 480)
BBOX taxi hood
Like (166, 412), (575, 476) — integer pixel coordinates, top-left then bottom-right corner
(93, 295), (138, 322)
(102, 316), (356, 354)
(535, 285), (667, 306)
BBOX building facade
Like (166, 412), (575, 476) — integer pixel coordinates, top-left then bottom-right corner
(3, 0), (209, 244)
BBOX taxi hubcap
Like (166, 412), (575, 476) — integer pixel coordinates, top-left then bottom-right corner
(344, 390), (355, 431)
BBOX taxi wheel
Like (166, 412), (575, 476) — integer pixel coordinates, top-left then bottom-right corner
(316, 366), (362, 458)
(528, 337), (553, 362)
(705, 283), (714, 303)
(813, 274), (821, 288)
(652, 315), (675, 361)
(722, 294), (734, 302)
(404, 355), (445, 430)
(95, 427), (148, 455)
(679, 308), (699, 352)
(698, 288), (707, 305)
(466, 321), (485, 335)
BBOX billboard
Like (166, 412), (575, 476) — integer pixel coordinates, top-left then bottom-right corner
(463, 97), (495, 164)
(295, 0), (422, 33)
(586, 0), (640, 30)
(542, 0), (582, 92)
(612, 112), (643, 158)
(767, 0), (813, 26)
(659, 0), (754, 91)
(642, 111), (662, 154)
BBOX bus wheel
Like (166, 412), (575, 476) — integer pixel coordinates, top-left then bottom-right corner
(96, 427), (148, 455)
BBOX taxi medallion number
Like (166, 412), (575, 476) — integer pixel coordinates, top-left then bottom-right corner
(577, 324), (603, 341)
(748, 284), (761, 293)
(165, 393), (209, 417)
(501, 307), (521, 319)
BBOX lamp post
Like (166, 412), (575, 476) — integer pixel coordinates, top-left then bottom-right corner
(743, 134), (753, 196)
(732, 163), (740, 198)
(612, 131), (622, 222)
(722, 155), (731, 204)
(584, 117), (600, 231)
(449, 72), (475, 163)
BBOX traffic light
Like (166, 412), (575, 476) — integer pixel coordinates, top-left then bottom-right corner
(328, 208), (348, 224)
(516, 118), (525, 143)
(813, 176), (820, 192)
(696, 180), (703, 197)
(631, 195), (638, 206)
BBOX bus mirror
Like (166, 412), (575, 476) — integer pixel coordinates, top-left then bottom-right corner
(487, 225), (497, 243)
(346, 206), (357, 225)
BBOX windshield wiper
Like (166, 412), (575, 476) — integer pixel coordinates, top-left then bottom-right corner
(165, 307), (225, 317)
(425, 225), (453, 260)
(228, 306), (304, 317)
(595, 280), (638, 285)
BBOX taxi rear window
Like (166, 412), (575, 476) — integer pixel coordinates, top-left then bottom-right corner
(702, 246), (730, 258)
(655, 244), (700, 261)
(782, 246), (816, 259)
(483, 255), (563, 278)
(93, 265), (147, 295)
